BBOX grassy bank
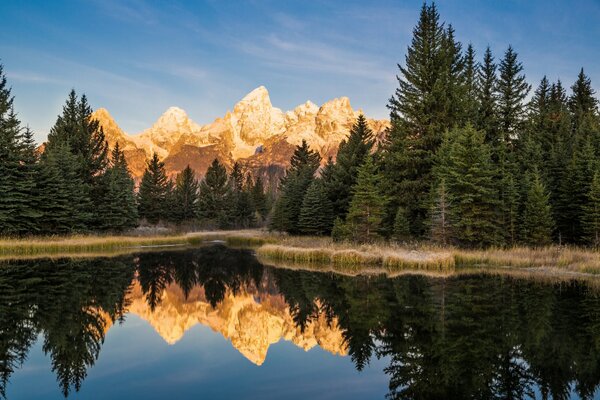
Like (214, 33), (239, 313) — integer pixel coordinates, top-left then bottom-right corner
(255, 237), (600, 276)
(0, 230), (271, 259)
(2, 231), (600, 277)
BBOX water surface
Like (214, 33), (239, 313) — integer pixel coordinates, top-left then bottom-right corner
(1, 245), (599, 399)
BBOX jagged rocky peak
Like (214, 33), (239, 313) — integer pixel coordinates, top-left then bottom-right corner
(93, 86), (390, 179)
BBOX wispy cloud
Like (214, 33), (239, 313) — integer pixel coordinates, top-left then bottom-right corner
(5, 71), (65, 85)
(88, 0), (159, 25)
(239, 34), (395, 83)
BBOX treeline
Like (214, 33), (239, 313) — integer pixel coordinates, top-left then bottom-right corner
(137, 156), (269, 229)
(271, 2), (600, 247)
(0, 69), (269, 235)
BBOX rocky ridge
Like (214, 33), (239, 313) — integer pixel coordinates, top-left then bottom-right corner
(92, 86), (389, 180)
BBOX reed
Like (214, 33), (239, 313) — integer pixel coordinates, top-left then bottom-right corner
(256, 242), (455, 272)
(0, 230), (272, 259)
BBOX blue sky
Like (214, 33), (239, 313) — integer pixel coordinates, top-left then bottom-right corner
(1, 0), (599, 143)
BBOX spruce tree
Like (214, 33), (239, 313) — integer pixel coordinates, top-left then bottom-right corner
(569, 68), (599, 133)
(172, 165), (199, 223)
(496, 46), (530, 143)
(270, 140), (320, 234)
(582, 170), (600, 247)
(37, 143), (92, 233)
(95, 143), (138, 231)
(476, 46), (499, 144)
(521, 171), (554, 246)
(138, 153), (171, 224)
(250, 176), (268, 220)
(344, 156), (387, 242)
(442, 125), (499, 247)
(0, 65), (40, 235)
(298, 179), (334, 236)
(323, 114), (374, 220)
(428, 178), (452, 245)
(198, 159), (230, 226)
(383, 2), (463, 237)
(45, 90), (109, 229)
(393, 206), (412, 242)
(463, 43), (479, 124)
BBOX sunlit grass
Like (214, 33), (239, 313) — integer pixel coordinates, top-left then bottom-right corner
(3, 230), (600, 277)
(0, 230), (270, 259)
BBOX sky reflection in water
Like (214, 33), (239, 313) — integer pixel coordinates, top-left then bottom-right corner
(1, 245), (599, 399)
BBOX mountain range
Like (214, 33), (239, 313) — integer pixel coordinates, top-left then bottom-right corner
(99, 280), (347, 366)
(92, 86), (389, 181)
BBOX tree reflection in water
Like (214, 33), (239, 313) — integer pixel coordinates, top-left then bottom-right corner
(1, 245), (600, 399)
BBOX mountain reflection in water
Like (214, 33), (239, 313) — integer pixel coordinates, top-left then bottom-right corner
(1, 244), (600, 399)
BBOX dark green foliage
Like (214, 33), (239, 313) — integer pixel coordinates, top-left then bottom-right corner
(229, 170), (254, 229)
(496, 46), (530, 142)
(428, 178), (451, 245)
(393, 206), (411, 242)
(95, 143), (138, 231)
(463, 43), (479, 124)
(198, 159), (230, 226)
(250, 176), (268, 220)
(270, 140), (320, 234)
(383, 2), (466, 238)
(323, 115), (374, 221)
(343, 156), (387, 242)
(582, 170), (600, 246)
(37, 143), (92, 233)
(476, 46), (499, 144)
(0, 66), (40, 235)
(45, 90), (109, 229)
(437, 125), (499, 247)
(521, 171), (554, 246)
(138, 153), (171, 224)
(298, 179), (334, 236)
(569, 68), (599, 132)
(172, 165), (199, 223)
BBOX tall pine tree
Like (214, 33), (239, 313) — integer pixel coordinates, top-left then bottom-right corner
(270, 140), (320, 234)
(138, 153), (171, 224)
(172, 165), (199, 224)
(343, 156), (387, 242)
(323, 114), (374, 221)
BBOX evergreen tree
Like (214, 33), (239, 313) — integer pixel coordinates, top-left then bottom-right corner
(172, 165), (199, 223)
(37, 143), (92, 233)
(344, 156), (387, 242)
(496, 46), (530, 143)
(428, 178), (452, 245)
(393, 206), (412, 242)
(323, 115), (374, 220)
(569, 68), (599, 133)
(0, 65), (40, 235)
(250, 176), (268, 220)
(270, 140), (321, 234)
(298, 179), (334, 235)
(582, 170), (600, 247)
(521, 171), (554, 246)
(477, 46), (499, 144)
(95, 143), (138, 231)
(441, 125), (499, 247)
(383, 2), (464, 237)
(198, 159), (230, 226)
(138, 153), (171, 224)
(463, 43), (479, 124)
(45, 90), (109, 229)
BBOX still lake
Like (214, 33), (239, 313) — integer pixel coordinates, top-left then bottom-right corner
(1, 244), (599, 399)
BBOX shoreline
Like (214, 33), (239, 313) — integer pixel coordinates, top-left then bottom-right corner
(1, 230), (600, 279)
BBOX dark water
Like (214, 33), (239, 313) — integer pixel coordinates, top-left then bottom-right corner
(1, 245), (600, 399)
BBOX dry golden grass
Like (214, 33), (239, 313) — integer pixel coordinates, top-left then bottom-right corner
(3, 230), (600, 279)
(255, 236), (600, 276)
(0, 230), (271, 259)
